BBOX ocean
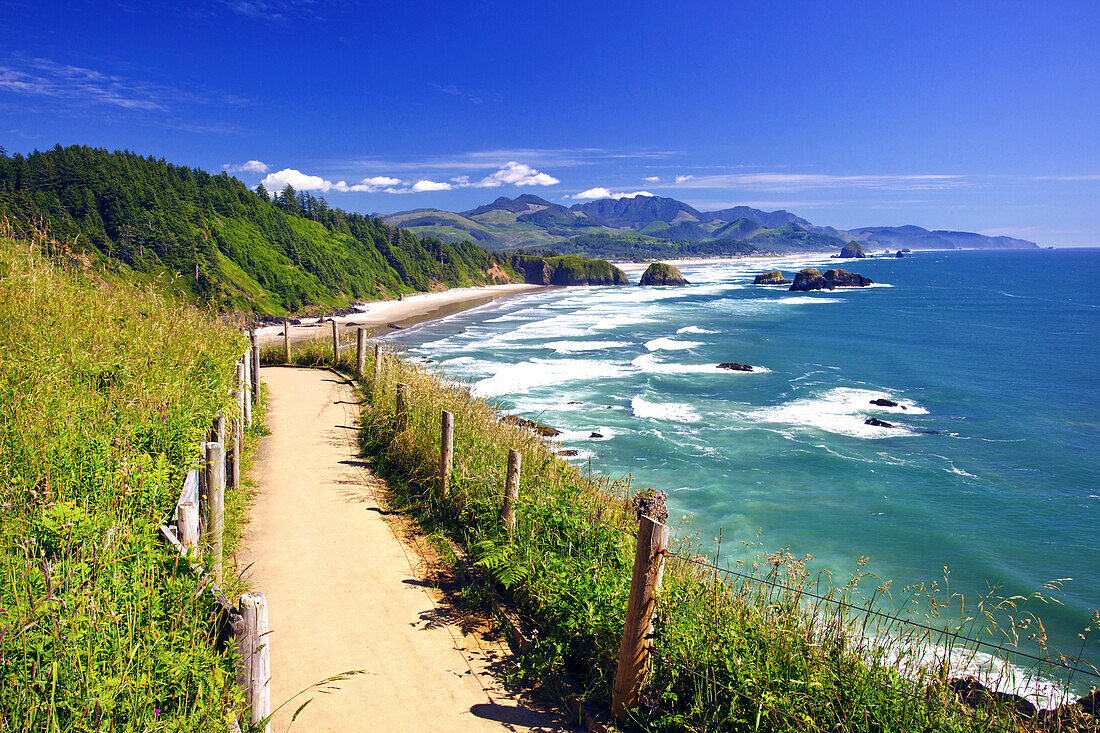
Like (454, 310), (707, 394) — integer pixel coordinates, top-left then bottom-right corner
(381, 248), (1100, 685)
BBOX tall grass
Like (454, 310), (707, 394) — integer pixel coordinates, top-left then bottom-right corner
(311, 336), (1096, 732)
(0, 237), (248, 730)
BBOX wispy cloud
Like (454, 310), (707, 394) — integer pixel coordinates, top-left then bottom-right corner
(429, 82), (491, 105)
(0, 55), (248, 132)
(1031, 174), (1100, 181)
(666, 172), (966, 192)
(344, 147), (678, 173)
(644, 176), (661, 183)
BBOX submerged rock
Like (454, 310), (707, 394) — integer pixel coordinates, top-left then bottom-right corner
(789, 268), (834, 292)
(752, 270), (791, 285)
(638, 262), (690, 286)
(840, 241), (867, 258)
(717, 362), (754, 372)
(864, 417), (896, 428)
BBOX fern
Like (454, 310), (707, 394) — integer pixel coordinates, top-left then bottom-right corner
(472, 538), (530, 589)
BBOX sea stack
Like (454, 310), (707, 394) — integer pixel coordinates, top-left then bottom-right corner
(822, 269), (873, 287)
(638, 262), (690, 286)
(752, 270), (791, 285)
(839, 241), (867, 258)
(789, 268), (833, 291)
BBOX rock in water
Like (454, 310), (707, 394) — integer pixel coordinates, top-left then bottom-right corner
(638, 262), (690, 286)
(717, 362), (754, 372)
(753, 270), (791, 285)
(869, 398), (899, 407)
(589, 431), (604, 438)
(949, 678), (1038, 718)
(789, 268), (834, 292)
(823, 269), (874, 287)
(557, 449), (580, 457)
(864, 417), (896, 428)
(840, 241), (867, 258)
(896, 250), (905, 258)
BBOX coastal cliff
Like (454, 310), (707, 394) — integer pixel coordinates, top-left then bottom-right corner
(510, 254), (629, 286)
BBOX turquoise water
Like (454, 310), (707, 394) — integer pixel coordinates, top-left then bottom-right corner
(384, 249), (1100, 679)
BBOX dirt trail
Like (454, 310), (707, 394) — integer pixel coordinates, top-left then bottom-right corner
(241, 366), (568, 732)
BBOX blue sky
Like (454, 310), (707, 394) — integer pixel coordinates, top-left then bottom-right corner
(2, 1), (1097, 245)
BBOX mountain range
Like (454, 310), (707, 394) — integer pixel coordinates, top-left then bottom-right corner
(381, 194), (1038, 259)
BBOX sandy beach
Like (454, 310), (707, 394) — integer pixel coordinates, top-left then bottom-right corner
(255, 283), (550, 346)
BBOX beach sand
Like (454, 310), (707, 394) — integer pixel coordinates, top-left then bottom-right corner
(255, 283), (551, 346)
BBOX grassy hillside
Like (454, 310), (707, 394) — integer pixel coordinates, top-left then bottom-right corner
(0, 145), (516, 315)
(0, 236), (247, 730)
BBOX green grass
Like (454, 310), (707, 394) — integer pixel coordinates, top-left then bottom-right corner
(267, 334), (1097, 732)
(0, 236), (251, 731)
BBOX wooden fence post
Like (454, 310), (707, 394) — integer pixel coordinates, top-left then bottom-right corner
(238, 592), (271, 732)
(395, 383), (410, 432)
(251, 333), (261, 407)
(242, 355), (253, 427)
(204, 441), (225, 585)
(176, 501), (199, 552)
(230, 399), (242, 492)
(356, 328), (366, 378)
(283, 319), (291, 364)
(439, 410), (453, 500)
(502, 449), (521, 537)
(331, 320), (339, 365)
(213, 413), (226, 448)
(373, 343), (382, 390)
(612, 508), (669, 719)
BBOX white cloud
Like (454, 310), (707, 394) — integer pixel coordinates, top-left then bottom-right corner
(261, 169), (408, 193)
(224, 159), (269, 174)
(644, 176), (661, 183)
(450, 175), (471, 185)
(668, 172), (964, 192)
(412, 179), (452, 192)
(570, 188), (656, 200)
(476, 161), (560, 188)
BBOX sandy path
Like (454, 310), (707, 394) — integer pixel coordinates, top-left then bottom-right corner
(241, 367), (569, 732)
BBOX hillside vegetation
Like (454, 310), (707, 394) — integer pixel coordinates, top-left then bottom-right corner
(0, 236), (246, 730)
(0, 145), (514, 315)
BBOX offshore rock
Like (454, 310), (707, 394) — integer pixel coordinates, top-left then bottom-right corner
(864, 417), (896, 428)
(752, 270), (791, 285)
(840, 241), (867, 258)
(638, 262), (690, 286)
(789, 268), (835, 292)
(870, 398), (899, 407)
(948, 678), (1038, 719)
(502, 415), (561, 437)
(823, 269), (873, 287)
(717, 362), (754, 372)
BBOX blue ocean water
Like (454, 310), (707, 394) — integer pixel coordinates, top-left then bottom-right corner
(384, 249), (1100, 678)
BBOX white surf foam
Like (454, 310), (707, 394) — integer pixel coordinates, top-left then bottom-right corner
(644, 337), (705, 351)
(741, 387), (925, 439)
(471, 358), (634, 398)
(676, 325), (716, 334)
(632, 354), (770, 375)
(545, 340), (632, 353)
(631, 394), (701, 423)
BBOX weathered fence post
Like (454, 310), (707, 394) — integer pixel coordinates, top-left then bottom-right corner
(177, 501), (199, 552)
(331, 320), (339, 365)
(241, 355), (253, 427)
(395, 383), (410, 432)
(204, 441), (225, 585)
(612, 500), (670, 719)
(502, 449), (521, 537)
(439, 410), (453, 500)
(230, 399), (242, 492)
(251, 332), (261, 407)
(356, 328), (366, 378)
(373, 343), (382, 390)
(238, 592), (271, 732)
(283, 319), (291, 364)
(213, 413), (226, 448)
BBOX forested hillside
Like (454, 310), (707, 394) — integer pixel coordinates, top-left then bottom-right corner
(0, 145), (515, 315)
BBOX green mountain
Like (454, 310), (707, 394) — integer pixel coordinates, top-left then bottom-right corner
(0, 146), (627, 315)
(382, 194), (1040, 259)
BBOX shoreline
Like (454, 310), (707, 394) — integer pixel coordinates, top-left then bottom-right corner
(254, 283), (554, 346)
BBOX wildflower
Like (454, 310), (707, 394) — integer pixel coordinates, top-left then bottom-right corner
(154, 708), (160, 717)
